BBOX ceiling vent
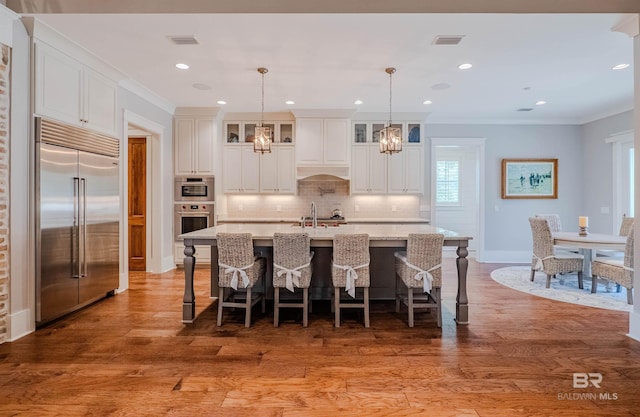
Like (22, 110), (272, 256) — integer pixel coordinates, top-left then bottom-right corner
(432, 35), (465, 46)
(517, 108), (534, 112)
(168, 35), (199, 45)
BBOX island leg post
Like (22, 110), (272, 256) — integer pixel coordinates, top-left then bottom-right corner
(455, 242), (469, 325)
(182, 242), (196, 323)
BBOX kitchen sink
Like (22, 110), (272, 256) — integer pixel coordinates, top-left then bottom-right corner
(292, 222), (342, 228)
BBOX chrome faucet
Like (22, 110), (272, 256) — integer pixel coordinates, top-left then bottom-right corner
(310, 201), (317, 229)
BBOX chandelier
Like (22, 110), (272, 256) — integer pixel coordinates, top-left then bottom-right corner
(254, 67), (272, 154)
(379, 67), (402, 154)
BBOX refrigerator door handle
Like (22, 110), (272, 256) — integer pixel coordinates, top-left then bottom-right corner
(73, 177), (81, 278)
(81, 177), (87, 277)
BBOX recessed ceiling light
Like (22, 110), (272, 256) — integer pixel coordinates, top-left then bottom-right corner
(458, 63), (473, 70)
(431, 83), (451, 90)
(285, 100), (295, 105)
(176, 63), (189, 70)
(423, 100), (433, 105)
(354, 100), (363, 105)
(535, 100), (547, 106)
(192, 83), (211, 90)
(612, 63), (630, 70)
(217, 100), (227, 105)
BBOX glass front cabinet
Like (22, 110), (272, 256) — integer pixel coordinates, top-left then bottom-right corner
(225, 121), (294, 144)
(352, 121), (420, 144)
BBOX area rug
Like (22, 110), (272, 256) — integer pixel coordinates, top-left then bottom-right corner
(490, 266), (633, 312)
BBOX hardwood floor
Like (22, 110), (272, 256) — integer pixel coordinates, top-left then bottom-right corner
(1, 259), (639, 416)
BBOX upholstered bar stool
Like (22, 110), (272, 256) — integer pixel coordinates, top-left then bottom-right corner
(394, 233), (445, 328)
(272, 232), (314, 327)
(331, 233), (370, 328)
(216, 232), (266, 327)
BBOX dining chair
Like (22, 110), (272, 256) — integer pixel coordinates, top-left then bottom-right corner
(216, 232), (266, 327)
(331, 233), (370, 328)
(272, 232), (314, 327)
(529, 217), (584, 288)
(535, 213), (563, 232)
(596, 215), (634, 259)
(592, 224), (634, 304)
(394, 233), (445, 328)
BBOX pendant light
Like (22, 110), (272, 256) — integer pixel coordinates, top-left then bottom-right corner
(254, 67), (272, 154)
(379, 67), (402, 154)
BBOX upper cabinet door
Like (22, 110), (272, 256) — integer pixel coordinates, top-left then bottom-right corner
(195, 119), (215, 175)
(83, 68), (118, 136)
(296, 118), (323, 164)
(323, 119), (349, 164)
(174, 119), (195, 175)
(35, 42), (83, 126)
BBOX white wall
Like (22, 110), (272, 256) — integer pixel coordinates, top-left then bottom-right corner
(118, 88), (175, 272)
(1, 6), (34, 340)
(425, 124), (584, 262)
(581, 110), (634, 233)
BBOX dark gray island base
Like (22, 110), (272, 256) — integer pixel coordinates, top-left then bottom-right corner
(181, 223), (471, 325)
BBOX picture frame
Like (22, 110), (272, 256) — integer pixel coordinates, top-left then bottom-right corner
(501, 158), (558, 199)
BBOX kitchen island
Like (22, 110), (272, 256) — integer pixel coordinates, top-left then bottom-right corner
(181, 223), (472, 325)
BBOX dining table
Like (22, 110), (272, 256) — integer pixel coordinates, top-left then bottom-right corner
(180, 223), (472, 325)
(552, 231), (627, 277)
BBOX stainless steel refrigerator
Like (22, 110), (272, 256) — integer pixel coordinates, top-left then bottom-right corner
(35, 117), (120, 325)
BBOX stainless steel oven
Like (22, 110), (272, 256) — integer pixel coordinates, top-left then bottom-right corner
(174, 203), (214, 240)
(174, 176), (215, 201)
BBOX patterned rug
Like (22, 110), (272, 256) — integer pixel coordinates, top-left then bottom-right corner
(490, 266), (633, 312)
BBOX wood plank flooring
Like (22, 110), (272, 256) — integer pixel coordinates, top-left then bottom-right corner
(1, 259), (639, 416)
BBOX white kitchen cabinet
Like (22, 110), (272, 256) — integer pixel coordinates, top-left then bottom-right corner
(260, 146), (295, 193)
(296, 118), (349, 165)
(35, 42), (117, 137)
(387, 146), (424, 194)
(174, 116), (215, 175)
(175, 243), (211, 265)
(351, 145), (387, 194)
(222, 145), (260, 193)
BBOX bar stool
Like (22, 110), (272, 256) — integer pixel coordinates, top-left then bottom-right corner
(395, 233), (444, 327)
(216, 232), (266, 327)
(331, 233), (370, 328)
(272, 232), (314, 327)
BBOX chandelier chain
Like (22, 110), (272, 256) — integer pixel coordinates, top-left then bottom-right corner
(388, 70), (392, 125)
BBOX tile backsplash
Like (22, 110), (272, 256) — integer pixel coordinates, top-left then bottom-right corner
(221, 178), (424, 221)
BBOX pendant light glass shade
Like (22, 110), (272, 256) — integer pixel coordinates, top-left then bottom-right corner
(380, 67), (402, 154)
(254, 67), (272, 154)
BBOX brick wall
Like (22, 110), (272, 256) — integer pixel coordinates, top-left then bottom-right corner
(0, 43), (11, 343)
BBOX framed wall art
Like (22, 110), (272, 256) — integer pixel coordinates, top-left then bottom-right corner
(501, 158), (558, 199)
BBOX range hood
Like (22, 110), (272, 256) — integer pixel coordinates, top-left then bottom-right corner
(296, 166), (349, 180)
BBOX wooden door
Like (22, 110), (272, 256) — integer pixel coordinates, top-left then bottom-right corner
(128, 137), (146, 271)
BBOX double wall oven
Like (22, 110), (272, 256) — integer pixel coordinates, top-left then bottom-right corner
(174, 176), (215, 241)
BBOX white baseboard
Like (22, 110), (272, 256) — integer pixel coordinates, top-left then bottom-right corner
(629, 310), (640, 342)
(160, 256), (177, 273)
(480, 250), (532, 264)
(9, 308), (34, 341)
(117, 272), (129, 293)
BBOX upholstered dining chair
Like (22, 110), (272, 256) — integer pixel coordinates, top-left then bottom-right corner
(619, 216), (634, 236)
(529, 217), (584, 289)
(592, 224), (634, 304)
(216, 232), (266, 327)
(331, 233), (370, 328)
(272, 232), (314, 327)
(596, 215), (634, 259)
(394, 233), (445, 328)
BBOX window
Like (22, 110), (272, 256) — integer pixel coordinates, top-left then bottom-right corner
(629, 147), (634, 217)
(436, 160), (460, 204)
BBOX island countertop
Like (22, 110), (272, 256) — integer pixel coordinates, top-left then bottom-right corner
(180, 223), (469, 242)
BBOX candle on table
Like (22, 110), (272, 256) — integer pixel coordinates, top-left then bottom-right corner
(579, 216), (588, 228)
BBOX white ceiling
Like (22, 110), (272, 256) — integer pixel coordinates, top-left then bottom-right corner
(26, 13), (634, 124)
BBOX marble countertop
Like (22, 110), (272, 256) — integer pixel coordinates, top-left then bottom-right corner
(217, 217), (430, 224)
(181, 222), (470, 241)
